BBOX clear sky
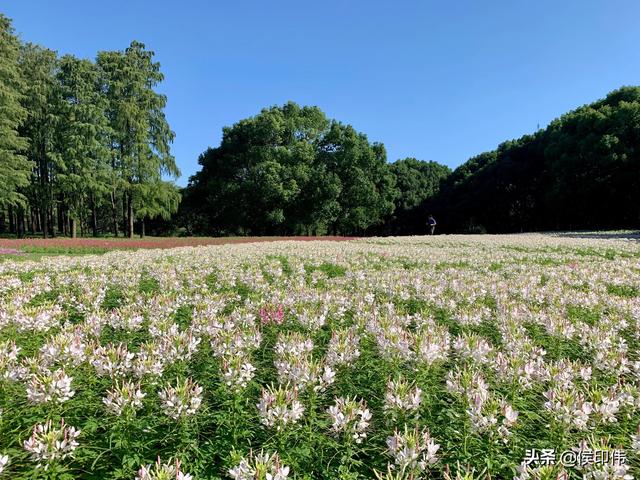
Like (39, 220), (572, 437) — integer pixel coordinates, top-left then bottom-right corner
(4, 0), (640, 185)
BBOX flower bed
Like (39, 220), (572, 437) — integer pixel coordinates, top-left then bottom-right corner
(0, 234), (638, 479)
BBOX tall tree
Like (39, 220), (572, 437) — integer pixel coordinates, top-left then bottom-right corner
(187, 103), (329, 235)
(97, 41), (178, 238)
(56, 55), (110, 237)
(317, 122), (397, 234)
(429, 86), (640, 233)
(0, 15), (31, 213)
(183, 102), (396, 236)
(18, 43), (61, 238)
(133, 180), (181, 237)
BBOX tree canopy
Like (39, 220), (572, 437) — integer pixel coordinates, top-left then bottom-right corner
(427, 86), (640, 233)
(0, 14), (179, 238)
(2, 10), (638, 237)
(182, 102), (397, 236)
(0, 14), (30, 209)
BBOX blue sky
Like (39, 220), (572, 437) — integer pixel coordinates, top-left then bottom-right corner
(4, 0), (640, 185)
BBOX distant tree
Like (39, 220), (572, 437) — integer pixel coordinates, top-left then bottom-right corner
(430, 86), (640, 233)
(18, 43), (62, 238)
(0, 14), (31, 213)
(387, 158), (450, 234)
(187, 102), (330, 235)
(97, 41), (178, 238)
(317, 122), (396, 234)
(184, 102), (396, 236)
(56, 55), (110, 237)
(133, 180), (181, 237)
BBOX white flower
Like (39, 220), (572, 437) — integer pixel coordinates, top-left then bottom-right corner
(159, 378), (203, 420)
(386, 425), (440, 473)
(103, 379), (146, 416)
(0, 454), (9, 474)
(222, 355), (256, 392)
(257, 384), (304, 430)
(229, 450), (290, 480)
(23, 419), (80, 469)
(384, 377), (422, 416)
(135, 456), (193, 480)
(327, 396), (371, 444)
(26, 368), (75, 404)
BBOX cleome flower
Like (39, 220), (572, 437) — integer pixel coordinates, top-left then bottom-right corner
(543, 386), (593, 431)
(0, 340), (22, 382)
(103, 379), (146, 416)
(259, 303), (285, 326)
(384, 377), (423, 419)
(386, 425), (440, 475)
(326, 327), (361, 367)
(135, 456), (193, 480)
(221, 354), (257, 392)
(273, 332), (335, 392)
(91, 342), (135, 378)
(159, 378), (203, 420)
(327, 396), (372, 444)
(257, 384), (304, 430)
(228, 450), (290, 480)
(26, 368), (75, 404)
(39, 329), (88, 368)
(23, 418), (81, 469)
(571, 437), (633, 480)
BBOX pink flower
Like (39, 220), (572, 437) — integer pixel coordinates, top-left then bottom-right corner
(259, 304), (285, 325)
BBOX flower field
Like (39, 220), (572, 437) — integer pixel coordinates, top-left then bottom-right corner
(0, 236), (354, 256)
(0, 234), (639, 479)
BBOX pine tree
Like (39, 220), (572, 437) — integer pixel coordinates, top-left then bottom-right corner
(97, 41), (178, 238)
(0, 15), (31, 211)
(19, 43), (61, 238)
(57, 55), (110, 237)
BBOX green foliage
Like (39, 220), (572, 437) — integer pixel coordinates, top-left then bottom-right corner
(56, 54), (111, 237)
(0, 14), (31, 208)
(102, 285), (125, 310)
(18, 43), (62, 238)
(387, 158), (451, 234)
(182, 102), (397, 236)
(97, 41), (180, 238)
(0, 15), (179, 239)
(429, 86), (640, 233)
(606, 283), (639, 298)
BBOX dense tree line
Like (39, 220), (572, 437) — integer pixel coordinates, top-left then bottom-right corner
(0, 14), (179, 238)
(424, 86), (640, 233)
(180, 88), (640, 236)
(4, 9), (637, 238)
(180, 102), (449, 236)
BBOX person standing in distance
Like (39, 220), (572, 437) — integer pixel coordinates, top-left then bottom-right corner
(427, 214), (437, 235)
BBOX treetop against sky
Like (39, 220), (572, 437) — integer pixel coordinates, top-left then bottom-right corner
(4, 0), (640, 185)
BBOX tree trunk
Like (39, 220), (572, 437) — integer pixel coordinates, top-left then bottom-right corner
(110, 190), (119, 237)
(122, 192), (128, 236)
(58, 202), (65, 236)
(92, 198), (99, 237)
(71, 218), (77, 238)
(17, 207), (24, 239)
(127, 195), (134, 238)
(50, 206), (56, 238)
(140, 217), (145, 238)
(8, 205), (15, 235)
(42, 206), (49, 239)
(79, 196), (85, 237)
